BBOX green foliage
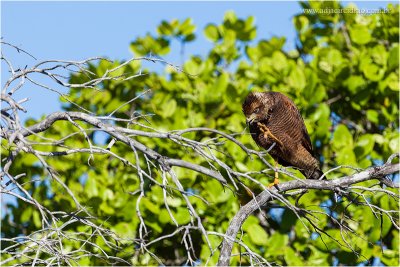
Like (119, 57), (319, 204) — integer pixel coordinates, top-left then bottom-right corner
(3, 2), (399, 266)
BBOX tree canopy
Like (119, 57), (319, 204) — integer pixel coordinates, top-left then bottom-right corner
(1, 1), (399, 266)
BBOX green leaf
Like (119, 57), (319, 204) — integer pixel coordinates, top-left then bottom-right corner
(204, 24), (220, 42)
(157, 20), (173, 36)
(392, 230), (399, 250)
(332, 124), (353, 149)
(100, 202), (114, 215)
(246, 45), (260, 61)
(242, 215), (259, 231)
(314, 229), (345, 251)
(311, 103), (330, 121)
(78, 257), (91, 266)
(271, 51), (288, 71)
(224, 10), (237, 23)
(285, 247), (304, 266)
(161, 99), (177, 118)
(85, 175), (98, 198)
(362, 63), (385, 81)
(146, 220), (163, 233)
(366, 110), (379, 124)
(266, 232), (288, 256)
(344, 76), (366, 94)
(205, 179), (231, 203)
(355, 134), (375, 158)
(381, 249), (399, 266)
(166, 196), (182, 207)
(349, 25), (371, 45)
(223, 29), (236, 44)
(184, 33), (196, 42)
(307, 246), (330, 266)
(336, 146), (357, 166)
(288, 68), (306, 90)
(386, 72), (400, 91)
(159, 209), (172, 224)
(142, 198), (160, 214)
(178, 18), (196, 36)
(389, 136), (399, 153)
(184, 58), (200, 75)
(380, 197), (392, 237)
(318, 60), (332, 73)
(213, 72), (229, 92)
(175, 207), (191, 224)
(247, 224), (268, 245)
(21, 208), (32, 223)
(33, 210), (41, 228)
(280, 210), (297, 232)
(113, 222), (135, 239)
(294, 15), (309, 32)
(326, 48), (343, 67)
(371, 45), (387, 66)
(388, 44), (399, 71)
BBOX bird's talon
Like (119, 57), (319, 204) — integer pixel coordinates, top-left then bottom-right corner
(243, 92), (323, 184)
(257, 123), (283, 147)
(268, 177), (280, 188)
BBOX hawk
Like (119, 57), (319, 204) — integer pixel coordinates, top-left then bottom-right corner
(242, 91), (323, 185)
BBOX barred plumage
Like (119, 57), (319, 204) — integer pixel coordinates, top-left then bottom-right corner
(242, 91), (323, 180)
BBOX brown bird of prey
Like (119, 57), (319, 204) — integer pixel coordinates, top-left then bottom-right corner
(242, 91), (323, 186)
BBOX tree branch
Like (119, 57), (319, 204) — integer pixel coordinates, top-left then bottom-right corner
(217, 162), (399, 266)
(15, 111), (227, 184)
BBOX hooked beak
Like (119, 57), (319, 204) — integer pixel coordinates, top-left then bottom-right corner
(246, 114), (257, 124)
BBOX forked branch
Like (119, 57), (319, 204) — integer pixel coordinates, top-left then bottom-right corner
(217, 161), (399, 266)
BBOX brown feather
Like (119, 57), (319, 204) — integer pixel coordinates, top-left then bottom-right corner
(243, 91), (322, 179)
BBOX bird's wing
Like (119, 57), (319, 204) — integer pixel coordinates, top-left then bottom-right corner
(300, 126), (313, 155)
(280, 95), (314, 155)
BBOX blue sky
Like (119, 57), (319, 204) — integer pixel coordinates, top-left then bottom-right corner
(1, 1), (395, 121)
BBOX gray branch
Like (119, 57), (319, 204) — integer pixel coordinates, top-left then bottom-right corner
(16, 111), (227, 184)
(217, 162), (399, 266)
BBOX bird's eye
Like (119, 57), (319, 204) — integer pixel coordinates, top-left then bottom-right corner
(254, 107), (260, 113)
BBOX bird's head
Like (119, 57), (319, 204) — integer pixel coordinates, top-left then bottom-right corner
(242, 92), (273, 125)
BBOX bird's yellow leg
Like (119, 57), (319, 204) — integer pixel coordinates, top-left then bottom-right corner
(257, 123), (283, 147)
(268, 160), (280, 187)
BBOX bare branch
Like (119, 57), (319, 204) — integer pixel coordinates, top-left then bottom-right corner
(217, 162), (399, 266)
